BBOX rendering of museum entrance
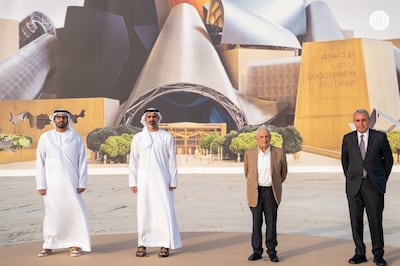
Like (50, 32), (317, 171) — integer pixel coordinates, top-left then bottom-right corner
(160, 122), (227, 155)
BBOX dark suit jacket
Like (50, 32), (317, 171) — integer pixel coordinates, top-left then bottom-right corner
(244, 146), (287, 207)
(341, 129), (393, 196)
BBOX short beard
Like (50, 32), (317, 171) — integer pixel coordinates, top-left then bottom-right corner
(56, 123), (67, 129)
(149, 123), (157, 129)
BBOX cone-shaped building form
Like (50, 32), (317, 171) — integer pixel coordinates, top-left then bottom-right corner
(117, 3), (287, 130)
(117, 3), (244, 129)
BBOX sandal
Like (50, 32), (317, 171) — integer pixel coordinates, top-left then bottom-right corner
(37, 249), (52, 257)
(159, 247), (169, 257)
(136, 246), (146, 257)
(70, 247), (81, 257)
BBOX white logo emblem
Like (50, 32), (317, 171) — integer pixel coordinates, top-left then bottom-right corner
(369, 10), (390, 31)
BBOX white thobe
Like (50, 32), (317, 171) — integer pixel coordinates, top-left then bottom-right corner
(129, 129), (182, 249)
(36, 129), (91, 251)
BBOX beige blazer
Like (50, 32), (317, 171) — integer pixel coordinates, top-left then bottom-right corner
(244, 146), (287, 207)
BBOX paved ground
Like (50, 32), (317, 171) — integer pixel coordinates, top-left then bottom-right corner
(1, 152), (399, 266)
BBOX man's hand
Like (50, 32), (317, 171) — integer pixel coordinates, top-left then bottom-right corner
(169, 186), (176, 191)
(38, 189), (46, 196)
(130, 186), (137, 193)
(77, 188), (85, 193)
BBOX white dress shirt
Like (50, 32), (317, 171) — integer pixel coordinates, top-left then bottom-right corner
(357, 129), (369, 151)
(257, 146), (272, 187)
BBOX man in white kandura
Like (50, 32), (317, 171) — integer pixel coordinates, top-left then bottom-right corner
(36, 109), (91, 257)
(129, 107), (182, 258)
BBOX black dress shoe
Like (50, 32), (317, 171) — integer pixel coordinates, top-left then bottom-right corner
(373, 256), (387, 266)
(349, 254), (367, 264)
(269, 253), (279, 262)
(248, 253), (262, 261)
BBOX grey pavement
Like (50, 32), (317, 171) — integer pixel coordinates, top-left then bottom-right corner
(1, 152), (400, 266)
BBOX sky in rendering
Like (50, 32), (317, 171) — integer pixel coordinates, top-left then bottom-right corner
(0, 0), (399, 40)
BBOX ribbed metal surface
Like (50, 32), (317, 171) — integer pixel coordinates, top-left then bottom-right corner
(0, 34), (56, 100)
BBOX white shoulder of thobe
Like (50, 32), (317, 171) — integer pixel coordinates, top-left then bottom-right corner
(35, 130), (87, 189)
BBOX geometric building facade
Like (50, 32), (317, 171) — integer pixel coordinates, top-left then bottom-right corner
(0, 97), (119, 163)
(41, 5), (132, 101)
(1, 0), (400, 158)
(117, 1), (306, 130)
(246, 56), (301, 125)
(295, 38), (400, 156)
(218, 47), (297, 93)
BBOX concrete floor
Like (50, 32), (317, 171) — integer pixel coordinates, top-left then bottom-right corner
(1, 152), (400, 266)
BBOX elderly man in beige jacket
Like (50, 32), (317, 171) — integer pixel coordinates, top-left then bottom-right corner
(244, 125), (287, 263)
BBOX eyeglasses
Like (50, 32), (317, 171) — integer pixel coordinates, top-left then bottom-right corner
(55, 116), (68, 120)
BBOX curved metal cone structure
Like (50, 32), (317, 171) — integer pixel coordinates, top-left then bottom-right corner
(222, 0), (306, 36)
(206, 0), (302, 48)
(117, 3), (247, 129)
(302, 1), (345, 42)
(118, 3), (289, 129)
(0, 33), (56, 100)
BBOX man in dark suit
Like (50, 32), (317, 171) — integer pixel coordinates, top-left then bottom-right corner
(244, 125), (287, 263)
(341, 109), (393, 266)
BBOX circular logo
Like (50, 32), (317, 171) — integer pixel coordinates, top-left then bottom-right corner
(369, 10), (390, 31)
